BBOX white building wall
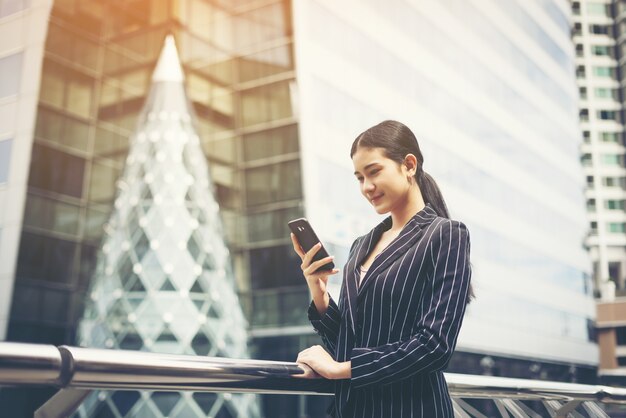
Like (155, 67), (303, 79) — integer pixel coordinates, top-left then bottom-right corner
(293, 0), (597, 365)
(0, 0), (52, 340)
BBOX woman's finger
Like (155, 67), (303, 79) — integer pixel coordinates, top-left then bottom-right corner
(292, 362), (320, 379)
(290, 233), (305, 259)
(302, 242), (322, 266)
(306, 255), (334, 272)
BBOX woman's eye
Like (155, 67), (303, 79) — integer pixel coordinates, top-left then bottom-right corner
(369, 169), (379, 175)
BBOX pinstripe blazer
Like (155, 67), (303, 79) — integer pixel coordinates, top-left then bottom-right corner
(308, 203), (472, 417)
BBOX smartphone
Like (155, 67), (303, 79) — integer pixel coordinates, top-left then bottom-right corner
(288, 218), (335, 273)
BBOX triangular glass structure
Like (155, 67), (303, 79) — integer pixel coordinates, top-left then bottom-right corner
(77, 35), (260, 417)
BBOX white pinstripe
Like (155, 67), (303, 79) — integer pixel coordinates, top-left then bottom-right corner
(307, 204), (471, 417)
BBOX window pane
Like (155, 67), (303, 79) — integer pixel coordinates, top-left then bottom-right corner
(0, 139), (12, 184)
(245, 160), (301, 206)
(587, 2), (609, 16)
(0, 53), (23, 98)
(234, 2), (292, 50)
(241, 80), (293, 126)
(23, 194), (80, 235)
(16, 231), (78, 284)
(238, 44), (294, 83)
(35, 107), (91, 153)
(242, 124), (299, 161)
(28, 143), (86, 198)
(249, 244), (303, 289)
(88, 160), (121, 203)
(247, 206), (302, 242)
(593, 66), (614, 77)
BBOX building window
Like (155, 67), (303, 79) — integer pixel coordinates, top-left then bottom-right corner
(587, 175), (595, 188)
(601, 132), (620, 142)
(580, 109), (590, 121)
(576, 44), (584, 57)
(592, 45), (612, 56)
(27, 143), (86, 198)
(598, 110), (618, 121)
(606, 200), (625, 210)
(610, 262), (623, 283)
(593, 66), (615, 77)
(587, 2), (610, 17)
(590, 221), (598, 234)
(608, 222), (626, 233)
(0, 52), (23, 98)
(0, 139), (11, 185)
(579, 86), (587, 99)
(576, 65), (586, 78)
(573, 23), (583, 36)
(601, 154), (623, 165)
(603, 176), (626, 188)
(595, 88), (616, 99)
(573, 2), (582, 15)
(617, 327), (626, 346)
(583, 131), (591, 143)
(581, 153), (593, 166)
(590, 24), (610, 35)
(587, 198), (597, 211)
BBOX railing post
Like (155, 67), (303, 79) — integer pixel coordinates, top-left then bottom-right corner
(34, 389), (92, 418)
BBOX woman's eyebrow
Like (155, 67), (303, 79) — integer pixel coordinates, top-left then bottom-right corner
(354, 162), (381, 175)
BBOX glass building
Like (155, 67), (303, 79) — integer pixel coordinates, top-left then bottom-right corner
(0, 0), (597, 416)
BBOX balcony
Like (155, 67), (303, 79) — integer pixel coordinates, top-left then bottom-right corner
(1, 342), (625, 417)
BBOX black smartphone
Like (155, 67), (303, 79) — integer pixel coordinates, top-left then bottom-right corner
(288, 218), (335, 273)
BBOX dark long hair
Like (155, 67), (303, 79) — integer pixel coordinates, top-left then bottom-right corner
(350, 120), (475, 304)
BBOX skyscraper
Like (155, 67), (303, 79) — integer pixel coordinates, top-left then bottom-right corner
(572, 0), (626, 296)
(0, 0), (597, 417)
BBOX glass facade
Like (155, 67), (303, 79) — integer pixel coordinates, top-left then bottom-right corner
(5, 1), (305, 415)
(9, 0), (301, 342)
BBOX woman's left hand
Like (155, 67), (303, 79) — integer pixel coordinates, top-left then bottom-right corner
(294, 345), (351, 379)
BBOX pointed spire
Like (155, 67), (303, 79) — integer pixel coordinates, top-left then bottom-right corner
(152, 35), (184, 83)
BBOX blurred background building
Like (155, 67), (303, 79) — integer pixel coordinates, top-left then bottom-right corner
(573, 0), (626, 298)
(0, 0), (598, 417)
(571, 0), (626, 390)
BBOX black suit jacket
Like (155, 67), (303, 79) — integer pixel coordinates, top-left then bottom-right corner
(308, 203), (472, 418)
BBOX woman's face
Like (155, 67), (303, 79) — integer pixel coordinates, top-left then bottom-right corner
(352, 146), (414, 215)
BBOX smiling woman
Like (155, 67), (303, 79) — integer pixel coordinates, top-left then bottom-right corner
(291, 120), (475, 418)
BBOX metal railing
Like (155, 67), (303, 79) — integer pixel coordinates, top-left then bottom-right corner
(0, 342), (623, 418)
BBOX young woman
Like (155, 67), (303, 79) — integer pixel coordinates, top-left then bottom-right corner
(290, 120), (475, 417)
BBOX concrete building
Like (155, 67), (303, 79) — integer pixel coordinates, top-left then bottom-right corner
(0, 0), (596, 416)
(573, 0), (626, 296)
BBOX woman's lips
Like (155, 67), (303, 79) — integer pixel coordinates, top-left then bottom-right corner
(371, 194), (383, 204)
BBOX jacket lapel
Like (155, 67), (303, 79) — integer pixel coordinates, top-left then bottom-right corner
(344, 204), (439, 329)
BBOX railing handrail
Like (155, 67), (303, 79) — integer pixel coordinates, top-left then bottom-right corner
(0, 341), (625, 403)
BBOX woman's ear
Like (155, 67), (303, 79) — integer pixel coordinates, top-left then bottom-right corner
(404, 154), (418, 175)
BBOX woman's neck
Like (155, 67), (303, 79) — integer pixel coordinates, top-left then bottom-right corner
(388, 188), (425, 234)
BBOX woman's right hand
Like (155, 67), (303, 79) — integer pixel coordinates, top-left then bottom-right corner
(290, 233), (340, 294)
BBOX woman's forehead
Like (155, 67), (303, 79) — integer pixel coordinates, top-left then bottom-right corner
(352, 147), (389, 171)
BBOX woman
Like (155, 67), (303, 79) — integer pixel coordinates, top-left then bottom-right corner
(290, 120), (475, 417)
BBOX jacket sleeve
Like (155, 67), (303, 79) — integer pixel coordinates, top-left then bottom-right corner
(308, 294), (342, 356)
(307, 237), (360, 357)
(349, 220), (472, 388)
